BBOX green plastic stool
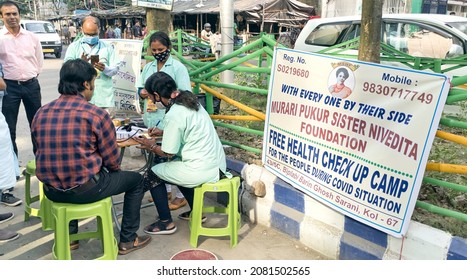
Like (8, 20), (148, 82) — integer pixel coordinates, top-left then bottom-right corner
(51, 197), (118, 260)
(24, 160), (54, 231)
(189, 177), (241, 248)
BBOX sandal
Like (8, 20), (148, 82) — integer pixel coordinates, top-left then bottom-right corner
(118, 235), (151, 255)
(144, 220), (177, 235)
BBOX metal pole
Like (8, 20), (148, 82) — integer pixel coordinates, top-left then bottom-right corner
(219, 0), (234, 84)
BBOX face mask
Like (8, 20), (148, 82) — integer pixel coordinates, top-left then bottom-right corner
(153, 49), (170, 62)
(83, 35), (99, 45)
(155, 101), (165, 109)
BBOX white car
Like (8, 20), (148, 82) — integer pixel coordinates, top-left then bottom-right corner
(20, 20), (63, 58)
(294, 14), (467, 74)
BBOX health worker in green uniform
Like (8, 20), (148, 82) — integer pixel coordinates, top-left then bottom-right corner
(137, 31), (191, 129)
(137, 31), (192, 210)
(133, 72), (229, 235)
(64, 16), (119, 109)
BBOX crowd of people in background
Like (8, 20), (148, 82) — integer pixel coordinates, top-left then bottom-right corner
(58, 19), (148, 44)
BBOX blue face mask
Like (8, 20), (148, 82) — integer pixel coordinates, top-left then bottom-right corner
(83, 35), (99, 45)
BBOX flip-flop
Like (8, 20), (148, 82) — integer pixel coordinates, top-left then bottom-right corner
(144, 220), (177, 235)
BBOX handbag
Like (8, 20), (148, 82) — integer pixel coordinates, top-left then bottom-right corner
(142, 167), (164, 192)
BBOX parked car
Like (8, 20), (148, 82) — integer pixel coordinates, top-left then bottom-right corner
(294, 14), (467, 75)
(20, 20), (62, 58)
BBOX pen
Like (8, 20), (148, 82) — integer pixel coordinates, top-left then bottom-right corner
(155, 120), (161, 127)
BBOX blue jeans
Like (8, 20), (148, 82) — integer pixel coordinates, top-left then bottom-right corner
(2, 79), (42, 156)
(44, 169), (144, 243)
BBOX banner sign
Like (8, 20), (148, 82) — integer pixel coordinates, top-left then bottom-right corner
(132, 0), (174, 11)
(103, 39), (143, 117)
(262, 48), (450, 237)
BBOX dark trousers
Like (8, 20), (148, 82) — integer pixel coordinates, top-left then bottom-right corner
(1, 79), (41, 156)
(44, 169), (144, 243)
(149, 182), (172, 222)
(149, 183), (194, 221)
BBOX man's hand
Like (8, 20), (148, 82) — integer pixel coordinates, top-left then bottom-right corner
(132, 136), (156, 151)
(94, 62), (106, 71)
(81, 53), (89, 61)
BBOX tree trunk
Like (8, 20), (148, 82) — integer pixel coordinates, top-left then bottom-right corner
(358, 0), (384, 63)
(146, 8), (172, 34)
(146, 8), (172, 56)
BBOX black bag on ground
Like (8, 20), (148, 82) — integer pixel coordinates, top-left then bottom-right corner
(197, 94), (221, 114)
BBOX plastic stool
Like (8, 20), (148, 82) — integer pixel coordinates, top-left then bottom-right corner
(51, 197), (118, 260)
(24, 160), (54, 231)
(189, 177), (241, 248)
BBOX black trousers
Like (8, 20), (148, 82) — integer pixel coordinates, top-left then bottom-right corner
(44, 169), (144, 243)
(2, 78), (41, 156)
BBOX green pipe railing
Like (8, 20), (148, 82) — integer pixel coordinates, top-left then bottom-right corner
(213, 120), (264, 136)
(416, 201), (467, 222)
(439, 117), (467, 129)
(423, 177), (467, 193)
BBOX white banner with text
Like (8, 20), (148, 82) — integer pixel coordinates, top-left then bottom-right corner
(262, 48), (450, 237)
(103, 39), (143, 117)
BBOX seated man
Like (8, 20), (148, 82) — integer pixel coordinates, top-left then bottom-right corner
(31, 59), (151, 255)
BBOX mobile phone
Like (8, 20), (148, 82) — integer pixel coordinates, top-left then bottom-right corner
(90, 54), (99, 64)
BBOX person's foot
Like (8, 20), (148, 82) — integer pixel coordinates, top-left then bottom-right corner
(0, 229), (19, 243)
(1, 193), (22, 207)
(144, 220), (177, 235)
(0, 212), (14, 224)
(178, 211), (207, 223)
(169, 197), (187, 211)
(70, 240), (79, 250)
(118, 235), (151, 255)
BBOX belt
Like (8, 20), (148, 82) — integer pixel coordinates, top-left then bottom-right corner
(4, 77), (37, 85)
(44, 173), (101, 194)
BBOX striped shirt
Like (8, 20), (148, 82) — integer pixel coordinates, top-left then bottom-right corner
(32, 94), (120, 189)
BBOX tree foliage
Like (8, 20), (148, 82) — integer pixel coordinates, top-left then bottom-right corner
(61, 0), (131, 12)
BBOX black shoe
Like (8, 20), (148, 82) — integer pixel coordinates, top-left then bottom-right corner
(178, 211), (207, 223)
(0, 229), (19, 243)
(1, 193), (22, 207)
(70, 240), (79, 250)
(0, 212), (14, 224)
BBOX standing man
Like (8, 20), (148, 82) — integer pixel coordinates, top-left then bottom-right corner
(68, 22), (77, 42)
(114, 22), (122, 39)
(65, 16), (120, 111)
(132, 20), (143, 39)
(62, 24), (70, 45)
(0, 60), (21, 207)
(31, 59), (151, 255)
(0, 1), (43, 157)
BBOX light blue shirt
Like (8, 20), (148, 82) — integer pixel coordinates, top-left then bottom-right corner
(0, 111), (17, 191)
(152, 103), (227, 188)
(137, 55), (191, 128)
(64, 39), (118, 108)
(114, 27), (122, 39)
